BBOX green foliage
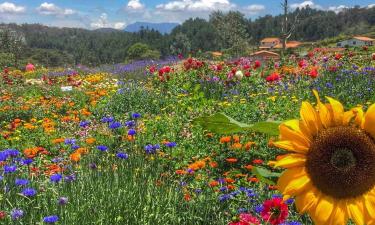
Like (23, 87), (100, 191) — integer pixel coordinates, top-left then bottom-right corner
(127, 42), (160, 60)
(193, 113), (281, 136)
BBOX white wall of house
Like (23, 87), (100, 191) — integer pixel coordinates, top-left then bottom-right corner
(337, 38), (373, 47)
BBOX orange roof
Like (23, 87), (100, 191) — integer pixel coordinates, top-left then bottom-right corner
(211, 51), (223, 57)
(251, 50), (280, 57)
(353, 36), (375, 41)
(261, 38), (280, 43)
(275, 41), (303, 49)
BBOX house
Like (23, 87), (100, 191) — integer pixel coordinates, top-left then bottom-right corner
(250, 50), (280, 61)
(259, 38), (281, 49)
(259, 38), (303, 49)
(336, 36), (374, 47)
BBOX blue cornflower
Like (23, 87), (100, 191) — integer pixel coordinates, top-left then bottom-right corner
(128, 129), (136, 136)
(43, 215), (59, 223)
(79, 120), (90, 128)
(22, 188), (37, 197)
(219, 186), (228, 192)
(285, 198), (294, 205)
(4, 165), (17, 173)
(71, 145), (80, 150)
(238, 208), (248, 213)
(97, 145), (108, 152)
(165, 142), (177, 148)
(15, 179), (29, 186)
(11, 209), (24, 220)
(253, 204), (264, 214)
(21, 158), (33, 165)
(64, 138), (76, 145)
(109, 121), (122, 129)
(281, 222), (302, 225)
(132, 113), (141, 119)
(58, 197), (69, 205)
(51, 158), (63, 163)
(101, 116), (114, 123)
(5, 149), (20, 157)
(195, 189), (202, 194)
(272, 194), (282, 199)
(116, 152), (129, 159)
(144, 144), (160, 154)
(218, 194), (231, 202)
(64, 174), (76, 182)
(230, 190), (241, 197)
(125, 120), (135, 128)
(50, 174), (63, 183)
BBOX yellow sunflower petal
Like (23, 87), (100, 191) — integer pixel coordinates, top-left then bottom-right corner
(277, 167), (311, 196)
(328, 201), (348, 225)
(300, 101), (321, 136)
(279, 124), (311, 148)
(273, 140), (309, 153)
(295, 188), (319, 213)
(326, 96), (344, 126)
(365, 193), (375, 220)
(354, 106), (364, 128)
(363, 104), (375, 139)
(343, 110), (355, 126)
(313, 90), (333, 128)
(347, 197), (365, 225)
(274, 154), (306, 168)
(311, 194), (335, 224)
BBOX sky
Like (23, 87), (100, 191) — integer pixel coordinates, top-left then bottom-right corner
(0, 0), (374, 30)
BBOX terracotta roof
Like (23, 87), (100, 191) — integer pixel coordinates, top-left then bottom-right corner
(211, 51), (223, 57)
(274, 41), (303, 49)
(261, 38), (280, 43)
(251, 50), (280, 57)
(353, 36), (375, 41)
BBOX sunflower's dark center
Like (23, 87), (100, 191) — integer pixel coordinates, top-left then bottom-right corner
(306, 126), (375, 199)
(330, 148), (356, 171)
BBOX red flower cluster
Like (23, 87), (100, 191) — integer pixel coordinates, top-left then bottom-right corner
(253, 60), (261, 69)
(266, 72), (280, 82)
(184, 58), (204, 70)
(261, 198), (288, 225)
(158, 66), (172, 82)
(309, 67), (318, 78)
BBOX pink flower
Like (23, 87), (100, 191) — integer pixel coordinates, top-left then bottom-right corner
(261, 198), (288, 225)
(228, 213), (260, 225)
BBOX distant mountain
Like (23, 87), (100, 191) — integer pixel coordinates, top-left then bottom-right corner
(124, 22), (179, 34)
(94, 28), (121, 33)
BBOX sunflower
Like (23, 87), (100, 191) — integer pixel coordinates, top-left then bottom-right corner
(273, 90), (375, 225)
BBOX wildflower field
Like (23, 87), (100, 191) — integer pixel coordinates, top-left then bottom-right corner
(1, 48), (375, 225)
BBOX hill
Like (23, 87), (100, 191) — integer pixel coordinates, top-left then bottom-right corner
(124, 22), (179, 34)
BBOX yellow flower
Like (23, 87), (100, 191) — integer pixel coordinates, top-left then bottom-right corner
(273, 90), (375, 225)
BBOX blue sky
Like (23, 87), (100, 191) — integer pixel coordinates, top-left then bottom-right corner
(0, 0), (374, 29)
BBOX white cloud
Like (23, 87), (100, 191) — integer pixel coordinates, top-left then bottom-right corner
(291, 1), (322, 10)
(37, 2), (76, 17)
(0, 2), (26, 14)
(156, 0), (236, 12)
(368, 4), (375, 8)
(90, 13), (126, 30)
(328, 5), (348, 13)
(127, 0), (145, 10)
(246, 4), (265, 14)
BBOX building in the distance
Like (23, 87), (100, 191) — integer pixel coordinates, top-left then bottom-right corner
(336, 36), (374, 47)
(259, 38), (302, 49)
(250, 50), (280, 61)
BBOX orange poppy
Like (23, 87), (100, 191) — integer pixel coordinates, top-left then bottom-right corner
(220, 136), (231, 143)
(226, 158), (238, 163)
(209, 180), (219, 187)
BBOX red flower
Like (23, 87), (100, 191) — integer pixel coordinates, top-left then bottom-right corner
(3, 68), (9, 74)
(0, 211), (6, 220)
(266, 72), (280, 82)
(253, 60), (261, 69)
(252, 159), (263, 164)
(261, 198), (288, 225)
(298, 60), (306, 68)
(334, 53), (342, 60)
(216, 64), (223, 71)
(245, 71), (251, 77)
(372, 53), (375, 60)
(363, 46), (369, 51)
(149, 65), (156, 73)
(229, 213), (260, 225)
(309, 68), (318, 78)
(178, 53), (184, 59)
(243, 64), (250, 70)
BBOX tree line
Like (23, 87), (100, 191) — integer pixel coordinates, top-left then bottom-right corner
(0, 5), (374, 68)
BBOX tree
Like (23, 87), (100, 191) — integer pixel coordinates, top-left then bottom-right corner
(281, 0), (299, 51)
(0, 28), (26, 67)
(170, 33), (191, 55)
(127, 42), (160, 60)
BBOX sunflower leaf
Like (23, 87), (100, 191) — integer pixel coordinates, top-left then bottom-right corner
(252, 166), (281, 185)
(192, 113), (280, 136)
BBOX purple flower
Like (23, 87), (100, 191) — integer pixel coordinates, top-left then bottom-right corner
(109, 121), (122, 129)
(125, 120), (135, 128)
(165, 142), (177, 148)
(64, 174), (76, 182)
(4, 165), (17, 173)
(97, 145), (108, 152)
(144, 144), (160, 154)
(79, 120), (90, 128)
(50, 174), (63, 183)
(64, 138), (76, 145)
(21, 158), (33, 165)
(128, 129), (136, 136)
(15, 179), (29, 186)
(43, 215), (59, 223)
(101, 116), (114, 123)
(11, 209), (24, 220)
(132, 113), (141, 119)
(58, 197), (68, 205)
(116, 152), (129, 159)
(22, 188), (37, 197)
